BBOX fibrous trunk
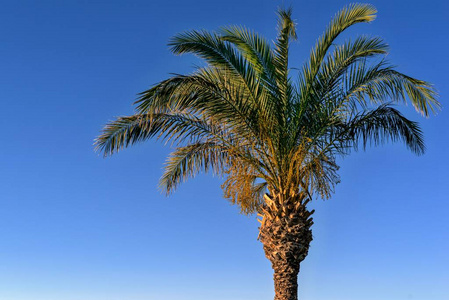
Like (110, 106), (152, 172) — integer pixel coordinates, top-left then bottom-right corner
(258, 192), (314, 300)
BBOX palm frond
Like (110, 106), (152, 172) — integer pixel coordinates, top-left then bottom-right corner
(273, 7), (297, 123)
(94, 113), (217, 156)
(300, 3), (377, 99)
(344, 104), (425, 154)
(134, 70), (264, 142)
(160, 142), (227, 194)
(316, 36), (389, 97)
(343, 61), (440, 116)
(220, 26), (275, 80)
(168, 29), (262, 103)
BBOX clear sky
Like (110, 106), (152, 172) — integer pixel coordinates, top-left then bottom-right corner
(0, 1), (448, 300)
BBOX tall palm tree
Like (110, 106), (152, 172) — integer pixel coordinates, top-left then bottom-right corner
(95, 4), (439, 300)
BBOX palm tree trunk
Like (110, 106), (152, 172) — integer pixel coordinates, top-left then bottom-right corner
(272, 261), (299, 300)
(258, 192), (314, 300)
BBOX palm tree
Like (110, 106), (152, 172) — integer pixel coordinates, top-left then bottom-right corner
(95, 4), (439, 300)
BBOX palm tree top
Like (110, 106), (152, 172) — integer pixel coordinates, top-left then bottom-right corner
(95, 3), (440, 214)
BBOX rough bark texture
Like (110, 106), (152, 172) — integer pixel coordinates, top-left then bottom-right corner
(258, 192), (314, 300)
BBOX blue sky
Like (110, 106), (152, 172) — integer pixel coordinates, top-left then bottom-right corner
(0, 1), (448, 299)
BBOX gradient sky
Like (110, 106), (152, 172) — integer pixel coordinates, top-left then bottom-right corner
(1, 1), (448, 300)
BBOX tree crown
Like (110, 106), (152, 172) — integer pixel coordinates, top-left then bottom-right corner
(95, 3), (440, 214)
